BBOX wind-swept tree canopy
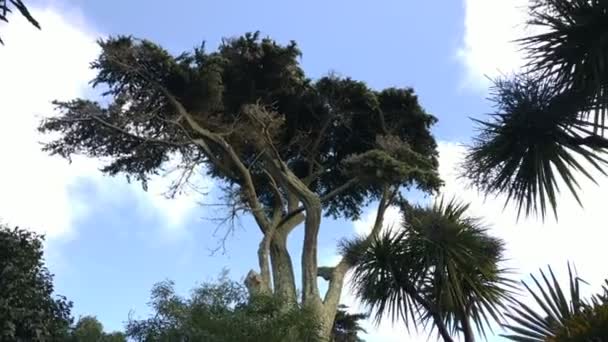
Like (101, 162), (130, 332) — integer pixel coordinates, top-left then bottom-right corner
(463, 0), (608, 219)
(39, 31), (441, 339)
(40, 33), (440, 219)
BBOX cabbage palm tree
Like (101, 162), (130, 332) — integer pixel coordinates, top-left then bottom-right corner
(345, 198), (514, 342)
(464, 0), (608, 219)
(502, 264), (608, 341)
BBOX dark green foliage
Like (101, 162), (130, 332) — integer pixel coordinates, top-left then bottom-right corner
(125, 272), (321, 342)
(0, 224), (72, 341)
(346, 198), (513, 341)
(39, 32), (440, 220)
(553, 303), (608, 341)
(69, 316), (126, 342)
(0, 0), (40, 44)
(463, 75), (608, 219)
(464, 0), (608, 219)
(331, 305), (368, 342)
(502, 265), (608, 341)
(71, 317), (104, 342)
(521, 0), (608, 127)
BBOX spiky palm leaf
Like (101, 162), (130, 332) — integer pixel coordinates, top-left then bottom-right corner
(521, 0), (608, 130)
(463, 75), (608, 219)
(404, 198), (515, 339)
(347, 198), (514, 341)
(501, 264), (596, 341)
(331, 304), (368, 342)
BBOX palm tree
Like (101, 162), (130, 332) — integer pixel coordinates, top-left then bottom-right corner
(331, 305), (368, 342)
(345, 198), (514, 342)
(464, 0), (608, 219)
(502, 264), (608, 341)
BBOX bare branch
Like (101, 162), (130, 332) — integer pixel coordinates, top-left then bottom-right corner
(323, 186), (394, 309)
(105, 52), (273, 233)
(50, 116), (189, 148)
(275, 177), (359, 230)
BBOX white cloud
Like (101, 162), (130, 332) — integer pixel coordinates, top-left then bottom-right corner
(457, 0), (533, 89)
(455, 0), (607, 293)
(0, 6), (207, 241)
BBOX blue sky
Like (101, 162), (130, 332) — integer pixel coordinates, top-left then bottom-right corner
(1, 1), (607, 341)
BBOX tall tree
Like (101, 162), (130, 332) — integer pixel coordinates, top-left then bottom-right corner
(0, 224), (72, 341)
(0, 0), (39, 44)
(346, 198), (513, 342)
(39, 32), (442, 339)
(463, 0), (608, 219)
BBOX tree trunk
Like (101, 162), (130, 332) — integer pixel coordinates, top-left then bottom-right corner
(309, 298), (336, 342)
(270, 230), (297, 302)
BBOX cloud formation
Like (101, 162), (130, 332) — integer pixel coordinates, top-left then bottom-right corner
(0, 6), (206, 240)
(457, 0), (532, 89)
(454, 0), (607, 291)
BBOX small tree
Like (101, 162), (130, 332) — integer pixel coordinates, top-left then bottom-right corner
(126, 272), (320, 341)
(346, 199), (513, 342)
(70, 316), (126, 342)
(0, 224), (72, 341)
(39, 32), (441, 339)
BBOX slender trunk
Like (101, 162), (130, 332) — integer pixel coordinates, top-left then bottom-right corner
(433, 312), (455, 342)
(301, 205), (321, 302)
(319, 188), (393, 341)
(411, 293), (454, 342)
(461, 307), (475, 342)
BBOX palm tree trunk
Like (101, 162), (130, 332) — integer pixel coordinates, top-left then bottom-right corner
(432, 313), (455, 342)
(406, 289), (454, 342)
(461, 308), (475, 342)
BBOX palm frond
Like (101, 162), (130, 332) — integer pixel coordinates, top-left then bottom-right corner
(348, 228), (423, 329)
(520, 0), (608, 129)
(463, 74), (608, 219)
(501, 263), (588, 341)
(349, 197), (514, 340)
